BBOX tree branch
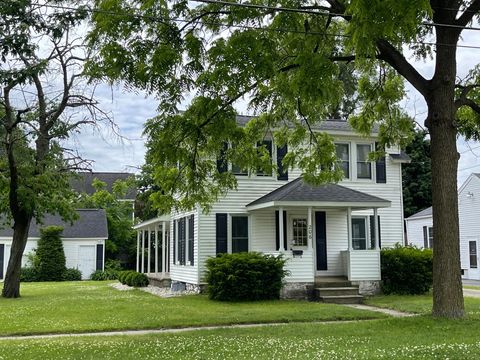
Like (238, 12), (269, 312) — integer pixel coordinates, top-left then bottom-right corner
(376, 39), (430, 97)
(455, 0), (480, 28)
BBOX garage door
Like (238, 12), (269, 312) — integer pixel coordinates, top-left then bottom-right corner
(78, 246), (96, 280)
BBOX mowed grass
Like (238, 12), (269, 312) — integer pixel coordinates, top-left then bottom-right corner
(0, 281), (385, 336)
(365, 292), (480, 317)
(2, 316), (480, 359)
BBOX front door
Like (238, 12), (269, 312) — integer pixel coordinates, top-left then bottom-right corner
(78, 245), (96, 280)
(315, 211), (327, 271)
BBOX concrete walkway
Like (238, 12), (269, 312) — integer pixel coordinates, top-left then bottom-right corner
(463, 288), (480, 298)
(0, 304), (416, 342)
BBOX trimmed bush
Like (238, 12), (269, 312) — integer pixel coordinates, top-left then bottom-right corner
(36, 226), (66, 281)
(63, 268), (82, 281)
(117, 270), (148, 287)
(205, 252), (289, 301)
(20, 267), (39, 282)
(90, 269), (118, 281)
(381, 245), (433, 295)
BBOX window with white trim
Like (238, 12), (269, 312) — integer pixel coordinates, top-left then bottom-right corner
(352, 217), (372, 250)
(470, 241), (477, 269)
(356, 144), (372, 179)
(292, 218), (308, 247)
(335, 143), (350, 179)
(232, 216), (249, 253)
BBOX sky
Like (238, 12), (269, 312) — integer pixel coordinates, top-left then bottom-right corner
(64, 27), (479, 187)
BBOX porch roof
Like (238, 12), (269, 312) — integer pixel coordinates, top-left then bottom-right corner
(133, 214), (170, 230)
(246, 178), (391, 210)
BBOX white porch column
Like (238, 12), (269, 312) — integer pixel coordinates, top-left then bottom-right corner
(141, 230), (145, 273)
(162, 221), (166, 274)
(147, 227), (151, 273)
(307, 206), (313, 250)
(279, 207), (285, 251)
(136, 230), (140, 272)
(154, 225), (159, 274)
(347, 207), (353, 251)
(373, 208), (379, 250)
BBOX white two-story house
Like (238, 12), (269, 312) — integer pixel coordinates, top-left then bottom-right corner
(133, 117), (410, 298)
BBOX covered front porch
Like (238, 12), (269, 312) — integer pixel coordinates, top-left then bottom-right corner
(246, 178), (390, 284)
(133, 215), (171, 281)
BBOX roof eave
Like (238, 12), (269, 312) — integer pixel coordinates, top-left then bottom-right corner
(247, 200), (391, 211)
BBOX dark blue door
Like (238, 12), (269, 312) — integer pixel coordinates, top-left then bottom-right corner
(315, 212), (327, 271)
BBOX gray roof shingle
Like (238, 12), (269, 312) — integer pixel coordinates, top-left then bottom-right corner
(71, 172), (136, 200)
(406, 206), (432, 220)
(247, 178), (390, 207)
(0, 209), (108, 238)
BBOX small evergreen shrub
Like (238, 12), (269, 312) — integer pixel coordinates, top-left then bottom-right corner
(381, 244), (433, 295)
(63, 268), (82, 281)
(90, 269), (118, 281)
(117, 270), (148, 287)
(205, 252), (289, 301)
(129, 272), (149, 287)
(20, 267), (39, 282)
(36, 226), (66, 281)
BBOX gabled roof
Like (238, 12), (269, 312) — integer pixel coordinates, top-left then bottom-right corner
(236, 115), (379, 134)
(71, 172), (136, 200)
(246, 178), (390, 210)
(406, 206), (432, 220)
(0, 209), (108, 239)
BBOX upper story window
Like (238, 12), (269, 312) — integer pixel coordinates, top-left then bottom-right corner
(335, 143), (350, 179)
(356, 144), (372, 179)
(256, 140), (273, 176)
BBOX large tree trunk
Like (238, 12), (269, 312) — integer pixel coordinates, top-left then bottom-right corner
(427, 22), (464, 318)
(1, 216), (32, 298)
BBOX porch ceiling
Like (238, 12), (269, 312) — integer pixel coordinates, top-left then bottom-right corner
(246, 178), (391, 211)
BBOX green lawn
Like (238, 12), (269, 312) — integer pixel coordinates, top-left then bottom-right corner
(365, 292), (480, 317)
(0, 281), (384, 336)
(2, 317), (480, 359)
(464, 285), (480, 290)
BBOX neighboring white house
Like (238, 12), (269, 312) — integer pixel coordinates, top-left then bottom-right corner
(405, 207), (433, 249)
(0, 209), (108, 280)
(405, 173), (480, 280)
(134, 118), (411, 297)
(459, 173), (480, 280)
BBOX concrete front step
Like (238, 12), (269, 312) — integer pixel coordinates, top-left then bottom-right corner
(315, 281), (352, 288)
(316, 287), (360, 296)
(319, 295), (364, 304)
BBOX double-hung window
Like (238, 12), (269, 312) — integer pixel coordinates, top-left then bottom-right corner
(335, 143), (350, 179)
(470, 241), (478, 269)
(357, 144), (372, 179)
(352, 217), (369, 250)
(257, 140), (273, 176)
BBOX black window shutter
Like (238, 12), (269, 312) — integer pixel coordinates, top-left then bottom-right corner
(277, 145), (288, 180)
(179, 218), (186, 265)
(275, 211), (279, 250)
(216, 213), (228, 254)
(375, 142), (386, 183)
(0, 244), (4, 279)
(188, 215), (194, 265)
(96, 244), (104, 271)
(369, 216), (382, 249)
(275, 210), (287, 250)
(217, 142), (228, 173)
(423, 226), (428, 248)
(173, 220), (176, 264)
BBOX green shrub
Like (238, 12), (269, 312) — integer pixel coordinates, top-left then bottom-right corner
(36, 226), (66, 281)
(20, 267), (39, 282)
(117, 270), (148, 287)
(105, 259), (122, 272)
(129, 272), (149, 287)
(63, 268), (82, 281)
(90, 269), (118, 281)
(205, 252), (289, 301)
(381, 244), (433, 295)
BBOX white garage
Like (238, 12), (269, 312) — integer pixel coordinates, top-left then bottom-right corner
(0, 209), (108, 280)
